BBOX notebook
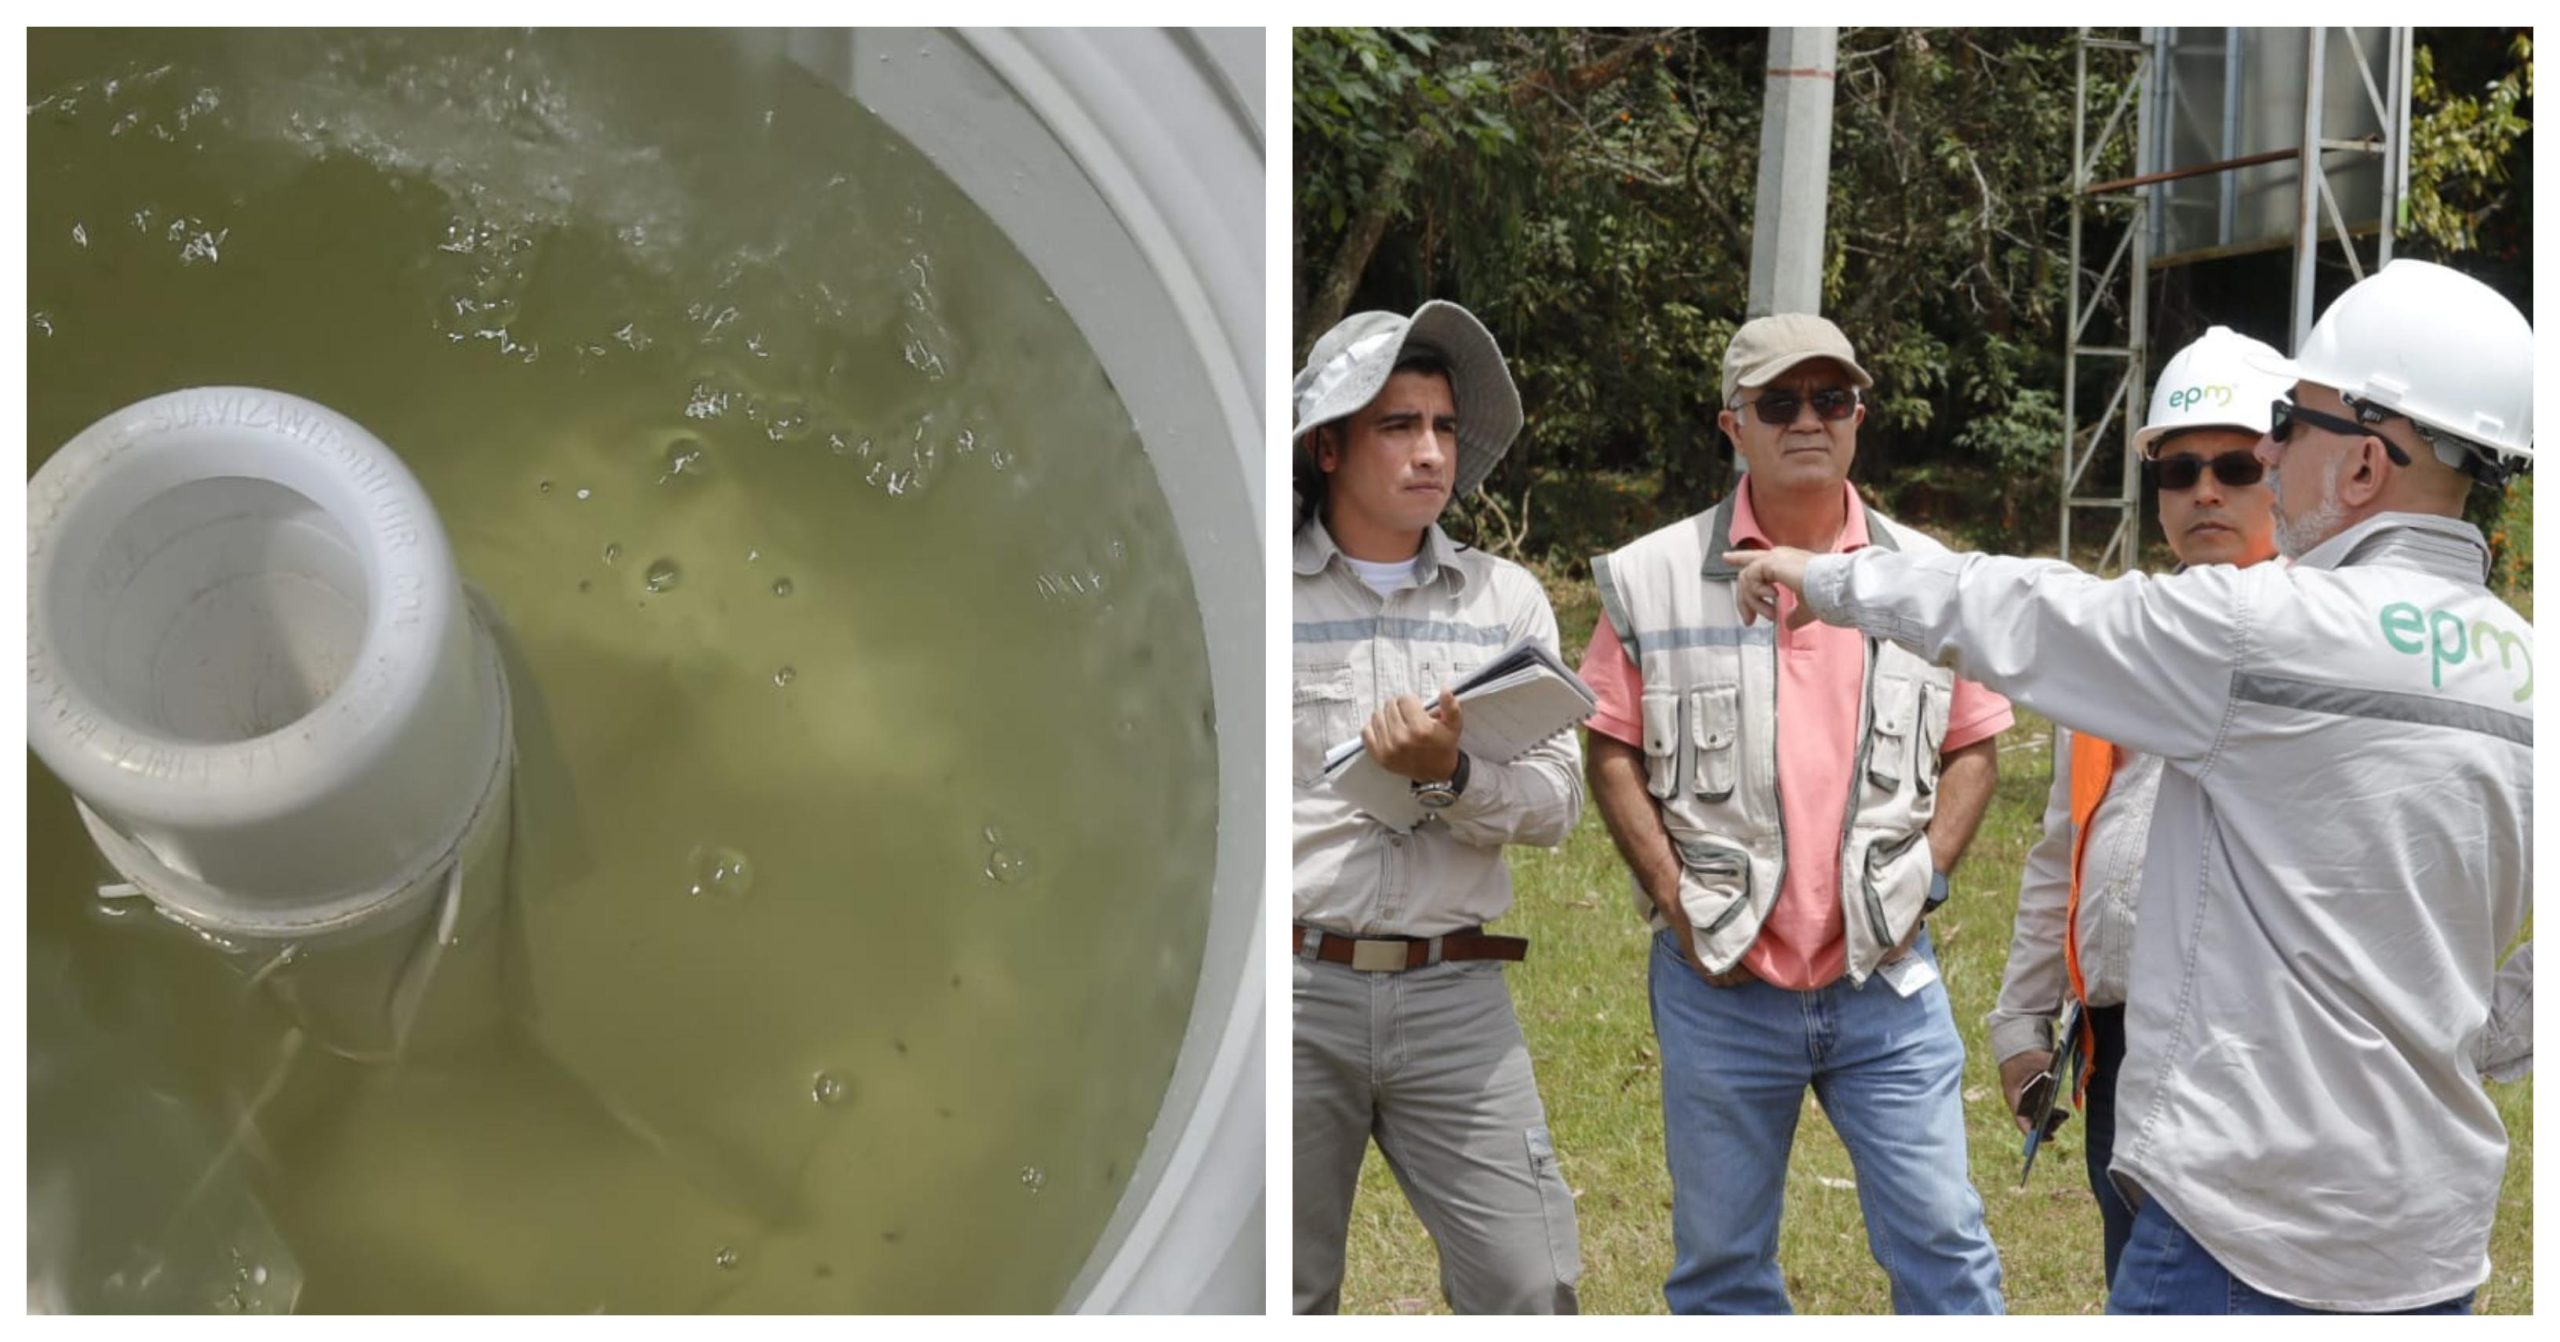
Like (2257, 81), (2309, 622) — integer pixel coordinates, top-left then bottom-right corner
(1320, 635), (1598, 831)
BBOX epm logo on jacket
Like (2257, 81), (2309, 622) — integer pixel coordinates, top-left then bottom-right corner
(2379, 601), (2533, 700)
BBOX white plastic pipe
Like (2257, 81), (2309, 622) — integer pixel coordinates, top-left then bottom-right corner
(27, 387), (514, 1055)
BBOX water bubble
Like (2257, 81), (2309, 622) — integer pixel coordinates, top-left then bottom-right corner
(771, 577), (793, 598)
(746, 548), (761, 563)
(575, 486), (593, 501)
(603, 542), (621, 565)
(811, 1071), (849, 1106)
(1019, 1165), (1047, 1195)
(644, 558), (681, 593)
(687, 845), (753, 899)
(772, 666), (796, 688)
(250, 1265), (269, 1287)
(176, 223), (228, 266)
(714, 1247), (740, 1271)
(764, 403), (809, 443)
(537, 479), (553, 494)
(684, 381), (730, 420)
(984, 847), (1030, 885)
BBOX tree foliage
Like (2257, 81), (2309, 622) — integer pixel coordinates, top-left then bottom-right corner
(1294, 27), (2531, 584)
(2407, 32), (2534, 255)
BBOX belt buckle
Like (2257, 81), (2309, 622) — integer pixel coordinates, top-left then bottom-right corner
(1349, 939), (1408, 973)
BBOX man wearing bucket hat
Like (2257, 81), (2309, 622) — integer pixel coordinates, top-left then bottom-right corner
(1580, 313), (2010, 1313)
(1986, 325), (2289, 1288)
(1727, 258), (2533, 1314)
(1289, 301), (1585, 1314)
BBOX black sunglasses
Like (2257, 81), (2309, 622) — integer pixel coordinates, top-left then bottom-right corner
(1735, 386), (1860, 425)
(2148, 449), (2265, 492)
(2269, 395), (2414, 466)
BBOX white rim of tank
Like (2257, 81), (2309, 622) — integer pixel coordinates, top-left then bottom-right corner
(824, 27), (1266, 1313)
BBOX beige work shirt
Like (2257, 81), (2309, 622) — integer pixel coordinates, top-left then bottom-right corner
(1291, 519), (1583, 937)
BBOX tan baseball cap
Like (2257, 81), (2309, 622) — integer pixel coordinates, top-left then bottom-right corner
(1720, 312), (1874, 406)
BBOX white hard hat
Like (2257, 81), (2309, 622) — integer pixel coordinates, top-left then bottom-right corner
(2138, 326), (2292, 456)
(2253, 258), (2534, 479)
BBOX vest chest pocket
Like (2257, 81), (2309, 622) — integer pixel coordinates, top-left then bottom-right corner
(1293, 663), (1360, 788)
(1640, 688), (1685, 799)
(1867, 672), (1915, 791)
(1914, 679), (1953, 794)
(1689, 685), (1740, 800)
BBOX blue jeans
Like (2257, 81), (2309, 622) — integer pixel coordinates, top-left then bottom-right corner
(1649, 927), (2004, 1314)
(2079, 1002), (2137, 1285)
(2108, 1196), (2473, 1314)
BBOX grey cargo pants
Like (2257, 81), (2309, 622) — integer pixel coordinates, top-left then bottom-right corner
(1292, 947), (1580, 1314)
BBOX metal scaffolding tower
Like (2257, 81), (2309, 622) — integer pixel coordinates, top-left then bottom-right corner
(2059, 30), (2152, 576)
(2285, 27), (2413, 350)
(2059, 27), (2411, 572)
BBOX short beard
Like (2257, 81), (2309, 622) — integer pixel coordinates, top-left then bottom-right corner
(2272, 454), (2348, 558)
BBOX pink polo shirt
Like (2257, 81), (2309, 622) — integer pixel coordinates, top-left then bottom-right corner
(1581, 480), (2012, 989)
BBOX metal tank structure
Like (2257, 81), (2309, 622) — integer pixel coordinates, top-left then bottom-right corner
(2057, 27), (2411, 574)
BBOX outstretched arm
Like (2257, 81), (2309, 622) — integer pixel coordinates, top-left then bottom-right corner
(1727, 545), (2245, 766)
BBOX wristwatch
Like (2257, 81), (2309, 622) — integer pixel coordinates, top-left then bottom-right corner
(1412, 752), (1473, 811)
(1924, 868), (1952, 913)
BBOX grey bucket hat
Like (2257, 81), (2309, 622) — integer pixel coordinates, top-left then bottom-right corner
(1291, 300), (1524, 501)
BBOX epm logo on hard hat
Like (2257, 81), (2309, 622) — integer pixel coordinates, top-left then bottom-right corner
(2166, 383), (2240, 413)
(2379, 601), (2533, 701)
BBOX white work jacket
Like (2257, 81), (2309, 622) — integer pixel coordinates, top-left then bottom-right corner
(1291, 520), (1583, 937)
(1805, 513), (2531, 1312)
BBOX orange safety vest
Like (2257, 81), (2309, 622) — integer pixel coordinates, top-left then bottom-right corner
(2062, 730), (2119, 1104)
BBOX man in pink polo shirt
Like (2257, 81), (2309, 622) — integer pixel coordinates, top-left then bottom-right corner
(1582, 313), (2010, 1313)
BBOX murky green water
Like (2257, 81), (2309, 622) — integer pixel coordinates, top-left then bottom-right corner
(27, 29), (1216, 1313)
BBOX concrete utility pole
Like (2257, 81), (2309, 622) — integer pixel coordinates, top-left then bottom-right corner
(1746, 28), (1838, 318)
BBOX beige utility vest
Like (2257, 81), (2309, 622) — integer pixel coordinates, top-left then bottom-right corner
(1591, 494), (1957, 983)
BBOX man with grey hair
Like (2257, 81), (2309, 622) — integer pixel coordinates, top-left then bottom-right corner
(1728, 258), (2532, 1314)
(1290, 301), (1584, 1314)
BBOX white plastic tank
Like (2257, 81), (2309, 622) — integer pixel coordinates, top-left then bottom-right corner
(24, 26), (1265, 1314)
(801, 28), (1266, 1313)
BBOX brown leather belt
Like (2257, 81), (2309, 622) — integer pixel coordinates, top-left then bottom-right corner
(1292, 924), (1529, 973)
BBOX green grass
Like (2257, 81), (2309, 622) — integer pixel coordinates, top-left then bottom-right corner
(1332, 577), (2535, 1315)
